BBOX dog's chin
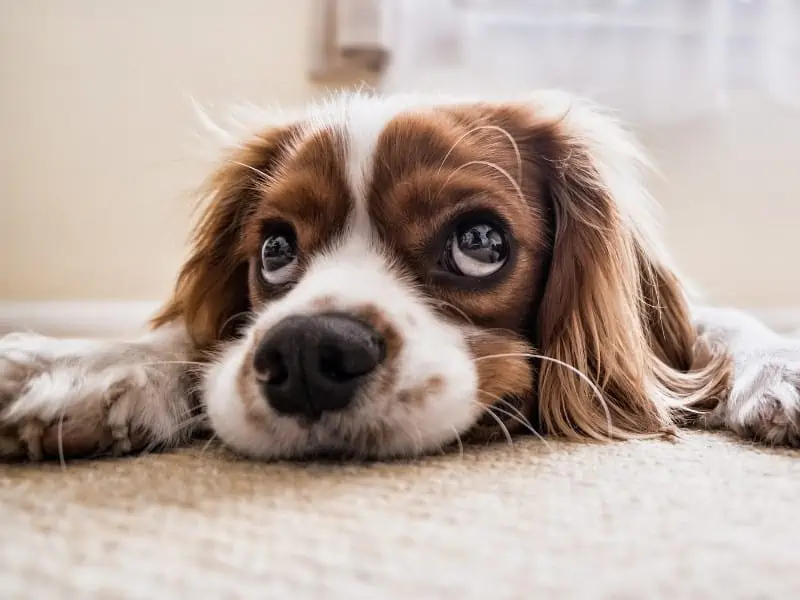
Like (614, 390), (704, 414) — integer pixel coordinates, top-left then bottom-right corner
(205, 400), (483, 461)
(202, 335), (482, 461)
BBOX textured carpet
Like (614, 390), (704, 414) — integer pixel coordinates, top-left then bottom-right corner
(1, 432), (797, 599)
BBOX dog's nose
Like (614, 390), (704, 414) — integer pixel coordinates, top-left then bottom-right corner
(253, 313), (386, 419)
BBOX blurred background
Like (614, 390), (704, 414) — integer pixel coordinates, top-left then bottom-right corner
(1, 0), (799, 334)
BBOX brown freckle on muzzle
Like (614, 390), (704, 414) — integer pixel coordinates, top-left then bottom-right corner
(425, 375), (444, 395)
(347, 304), (405, 399)
(311, 296), (336, 311)
(398, 375), (445, 406)
(236, 343), (271, 425)
(352, 304), (404, 360)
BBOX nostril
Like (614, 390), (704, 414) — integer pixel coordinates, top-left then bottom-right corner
(317, 333), (386, 383)
(265, 353), (289, 386)
(255, 349), (289, 385)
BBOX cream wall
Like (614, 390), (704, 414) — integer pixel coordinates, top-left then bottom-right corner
(1, 2), (798, 309)
(640, 96), (800, 308)
(0, 0), (333, 301)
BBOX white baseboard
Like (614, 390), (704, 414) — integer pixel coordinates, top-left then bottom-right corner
(0, 301), (799, 338)
(0, 301), (160, 338)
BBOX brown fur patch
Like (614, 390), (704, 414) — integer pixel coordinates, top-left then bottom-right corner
(366, 109), (550, 331)
(352, 303), (404, 361)
(311, 296), (336, 311)
(236, 343), (270, 427)
(152, 125), (353, 347)
(397, 377), (445, 407)
(350, 304), (404, 401)
(465, 329), (534, 407)
(243, 129), (351, 261)
(425, 375), (444, 396)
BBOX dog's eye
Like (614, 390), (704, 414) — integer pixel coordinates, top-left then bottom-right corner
(261, 226), (298, 285)
(443, 221), (509, 277)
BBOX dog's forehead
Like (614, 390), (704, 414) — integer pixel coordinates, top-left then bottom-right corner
(281, 96), (530, 214)
(293, 96), (442, 202)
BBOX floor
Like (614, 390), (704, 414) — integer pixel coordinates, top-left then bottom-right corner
(1, 432), (798, 599)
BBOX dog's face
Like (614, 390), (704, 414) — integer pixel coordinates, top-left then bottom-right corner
(203, 99), (549, 459)
(154, 92), (729, 460)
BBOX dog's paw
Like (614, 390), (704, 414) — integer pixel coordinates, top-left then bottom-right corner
(0, 332), (192, 461)
(705, 355), (800, 447)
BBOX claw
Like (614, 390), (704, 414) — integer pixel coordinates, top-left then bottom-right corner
(19, 420), (44, 461)
(110, 424), (132, 456)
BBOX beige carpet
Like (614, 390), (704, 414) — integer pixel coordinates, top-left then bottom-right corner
(1, 432), (797, 599)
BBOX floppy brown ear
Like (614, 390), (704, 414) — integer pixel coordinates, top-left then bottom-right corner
(151, 126), (293, 350)
(522, 94), (731, 440)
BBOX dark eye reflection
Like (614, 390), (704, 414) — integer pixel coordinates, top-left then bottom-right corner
(260, 223), (299, 285)
(442, 220), (509, 278)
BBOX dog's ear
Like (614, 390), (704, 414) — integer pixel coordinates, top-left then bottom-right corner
(151, 126), (293, 350)
(520, 93), (731, 440)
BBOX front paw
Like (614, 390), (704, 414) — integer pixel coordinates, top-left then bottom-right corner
(0, 332), (191, 461)
(706, 356), (800, 447)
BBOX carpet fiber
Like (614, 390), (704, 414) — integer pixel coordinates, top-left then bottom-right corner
(1, 432), (798, 599)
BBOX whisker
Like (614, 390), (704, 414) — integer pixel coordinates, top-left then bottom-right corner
(219, 310), (255, 338)
(406, 423), (425, 458)
(139, 414), (206, 457)
(427, 298), (475, 326)
(463, 327), (523, 340)
(437, 125), (523, 184)
(439, 160), (525, 206)
(187, 379), (207, 399)
(228, 160), (271, 184)
(174, 404), (202, 419)
(493, 396), (536, 431)
(175, 413), (207, 436)
(200, 433), (219, 456)
(57, 403), (67, 472)
(477, 404), (514, 448)
(475, 352), (615, 441)
(450, 426), (465, 460)
(488, 404), (553, 452)
(139, 360), (208, 369)
(478, 391), (554, 452)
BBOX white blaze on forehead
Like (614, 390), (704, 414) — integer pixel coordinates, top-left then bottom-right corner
(339, 95), (410, 208)
(288, 92), (443, 230)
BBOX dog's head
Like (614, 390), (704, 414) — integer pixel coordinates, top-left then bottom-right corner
(154, 91), (729, 459)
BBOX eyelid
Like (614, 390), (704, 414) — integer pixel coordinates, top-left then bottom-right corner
(260, 218), (297, 240)
(423, 206), (512, 255)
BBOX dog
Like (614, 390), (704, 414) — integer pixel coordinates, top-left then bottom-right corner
(1, 90), (798, 461)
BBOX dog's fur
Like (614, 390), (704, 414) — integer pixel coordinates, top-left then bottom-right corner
(1, 90), (798, 461)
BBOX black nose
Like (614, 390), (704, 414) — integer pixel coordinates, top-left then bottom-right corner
(253, 313), (386, 420)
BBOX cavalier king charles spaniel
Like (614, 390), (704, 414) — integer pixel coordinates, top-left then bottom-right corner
(1, 90), (798, 461)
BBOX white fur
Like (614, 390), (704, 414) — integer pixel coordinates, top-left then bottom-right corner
(0, 325), (196, 459)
